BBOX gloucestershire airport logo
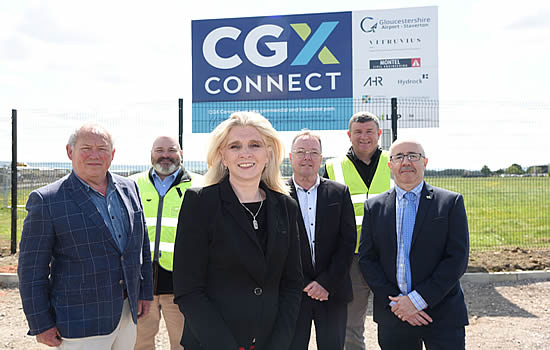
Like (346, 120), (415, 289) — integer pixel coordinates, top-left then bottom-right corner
(360, 16), (377, 33)
(202, 21), (340, 70)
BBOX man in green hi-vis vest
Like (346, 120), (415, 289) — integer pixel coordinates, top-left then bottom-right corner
(132, 136), (202, 350)
(322, 112), (392, 350)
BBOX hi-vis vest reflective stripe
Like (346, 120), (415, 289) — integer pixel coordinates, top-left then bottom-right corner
(326, 151), (392, 253)
(132, 170), (201, 271)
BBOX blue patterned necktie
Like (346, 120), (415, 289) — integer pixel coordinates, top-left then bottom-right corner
(398, 191), (417, 294)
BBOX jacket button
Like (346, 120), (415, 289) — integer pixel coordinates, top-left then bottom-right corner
(119, 279), (124, 285)
(254, 287), (263, 296)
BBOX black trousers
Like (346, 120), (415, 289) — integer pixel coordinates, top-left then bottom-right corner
(289, 294), (348, 350)
(378, 324), (465, 350)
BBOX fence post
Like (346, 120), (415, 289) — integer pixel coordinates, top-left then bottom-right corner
(391, 97), (398, 142)
(178, 99), (183, 149)
(11, 109), (17, 254)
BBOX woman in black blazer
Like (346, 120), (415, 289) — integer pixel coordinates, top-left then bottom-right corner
(173, 112), (303, 350)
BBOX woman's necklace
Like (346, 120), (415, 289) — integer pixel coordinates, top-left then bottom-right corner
(240, 200), (263, 230)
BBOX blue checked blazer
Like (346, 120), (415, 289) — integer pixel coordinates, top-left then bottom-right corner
(18, 171), (154, 338)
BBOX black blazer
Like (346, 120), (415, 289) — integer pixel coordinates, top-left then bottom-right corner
(288, 177), (356, 302)
(173, 176), (303, 350)
(358, 182), (469, 329)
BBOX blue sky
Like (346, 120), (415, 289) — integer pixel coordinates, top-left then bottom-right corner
(1, 0), (549, 170)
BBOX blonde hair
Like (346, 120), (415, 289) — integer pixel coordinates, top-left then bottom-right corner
(204, 111), (288, 195)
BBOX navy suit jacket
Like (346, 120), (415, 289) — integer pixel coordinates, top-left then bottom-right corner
(288, 177), (356, 303)
(18, 171), (154, 338)
(358, 182), (469, 329)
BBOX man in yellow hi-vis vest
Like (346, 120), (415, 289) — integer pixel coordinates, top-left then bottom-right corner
(322, 112), (392, 350)
(132, 136), (202, 350)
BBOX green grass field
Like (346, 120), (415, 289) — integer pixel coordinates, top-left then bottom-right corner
(428, 176), (550, 249)
(1, 176), (549, 251)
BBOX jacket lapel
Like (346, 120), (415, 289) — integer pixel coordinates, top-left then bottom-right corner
(385, 188), (398, 254)
(220, 178), (267, 284)
(288, 179), (314, 271)
(411, 182), (434, 247)
(66, 172), (121, 252)
(264, 183), (282, 265)
(220, 178), (262, 250)
(113, 178), (135, 252)
(314, 179), (328, 263)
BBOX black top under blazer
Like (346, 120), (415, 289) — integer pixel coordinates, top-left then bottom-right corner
(173, 176), (303, 350)
(359, 182), (470, 329)
(288, 177), (356, 303)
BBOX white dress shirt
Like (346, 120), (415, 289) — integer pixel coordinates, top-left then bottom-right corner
(292, 175), (321, 266)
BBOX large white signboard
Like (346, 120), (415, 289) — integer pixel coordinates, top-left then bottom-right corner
(192, 6), (438, 132)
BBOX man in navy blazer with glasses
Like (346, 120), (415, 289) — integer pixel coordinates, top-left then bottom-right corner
(359, 139), (469, 350)
(18, 123), (153, 349)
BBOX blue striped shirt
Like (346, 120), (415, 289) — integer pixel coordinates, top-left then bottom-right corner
(394, 181), (428, 311)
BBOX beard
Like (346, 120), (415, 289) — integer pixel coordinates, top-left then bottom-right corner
(153, 157), (180, 176)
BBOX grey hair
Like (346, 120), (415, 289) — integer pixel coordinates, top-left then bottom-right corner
(348, 111), (380, 132)
(389, 138), (426, 157)
(67, 123), (114, 149)
(290, 129), (322, 153)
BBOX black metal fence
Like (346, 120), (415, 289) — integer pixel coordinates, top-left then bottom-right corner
(1, 98), (549, 253)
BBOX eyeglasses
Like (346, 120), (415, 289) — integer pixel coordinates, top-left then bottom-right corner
(389, 152), (424, 163)
(292, 149), (321, 159)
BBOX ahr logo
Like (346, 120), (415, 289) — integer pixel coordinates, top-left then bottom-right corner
(202, 21), (340, 69)
(363, 76), (383, 87)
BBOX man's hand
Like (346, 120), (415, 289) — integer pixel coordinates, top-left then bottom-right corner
(303, 281), (329, 301)
(36, 326), (62, 347)
(137, 299), (152, 319)
(389, 295), (433, 326)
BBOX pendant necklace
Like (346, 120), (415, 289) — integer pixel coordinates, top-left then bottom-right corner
(240, 200), (263, 230)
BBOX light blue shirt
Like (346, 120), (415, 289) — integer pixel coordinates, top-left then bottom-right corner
(152, 168), (180, 197)
(292, 175), (320, 266)
(394, 181), (428, 311)
(76, 172), (131, 252)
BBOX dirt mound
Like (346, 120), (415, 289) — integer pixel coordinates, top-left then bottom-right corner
(467, 248), (550, 272)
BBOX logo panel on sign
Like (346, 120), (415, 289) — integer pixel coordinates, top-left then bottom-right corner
(192, 12), (352, 102)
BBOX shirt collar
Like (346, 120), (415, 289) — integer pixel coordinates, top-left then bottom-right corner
(395, 181), (424, 200)
(152, 167), (180, 183)
(292, 174), (320, 192)
(75, 171), (114, 195)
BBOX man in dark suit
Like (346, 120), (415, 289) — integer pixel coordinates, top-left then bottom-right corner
(18, 123), (153, 349)
(359, 139), (469, 350)
(288, 130), (356, 350)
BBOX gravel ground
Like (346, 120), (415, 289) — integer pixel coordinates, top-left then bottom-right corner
(1, 279), (549, 349)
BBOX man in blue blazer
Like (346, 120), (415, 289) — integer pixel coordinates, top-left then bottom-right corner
(359, 139), (469, 350)
(18, 124), (154, 349)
